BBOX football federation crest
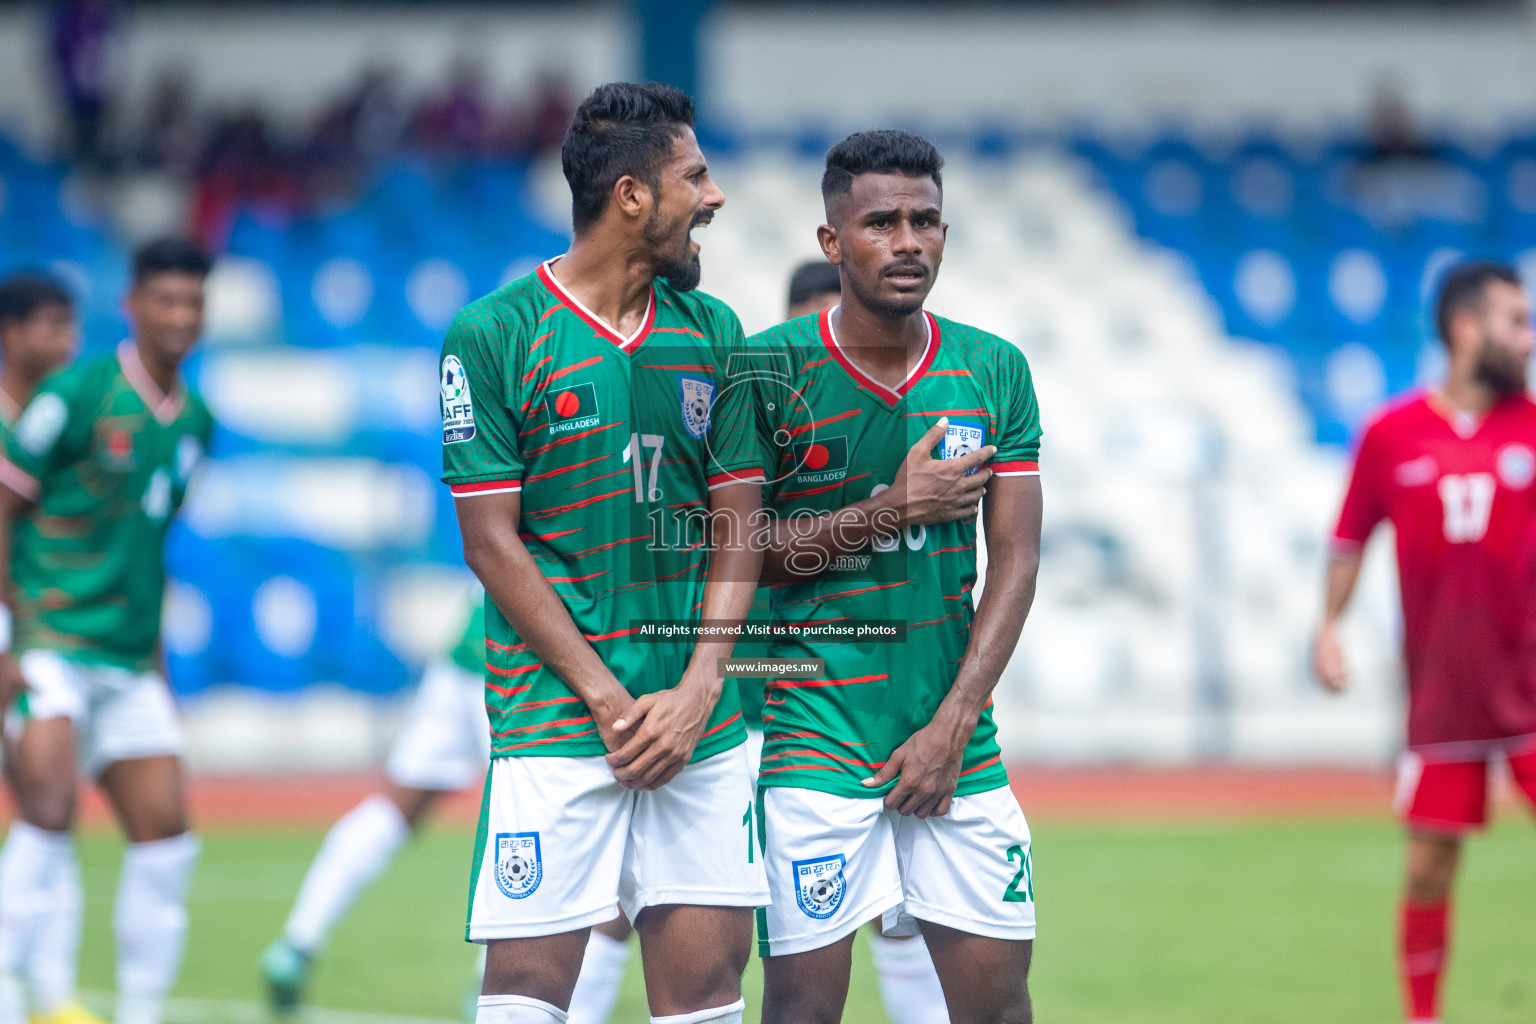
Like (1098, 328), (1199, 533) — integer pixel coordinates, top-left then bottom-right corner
(441, 355), (476, 444)
(941, 421), (986, 475)
(680, 375), (715, 440)
(1499, 444), (1536, 489)
(792, 854), (847, 920)
(544, 382), (600, 435)
(494, 832), (542, 899)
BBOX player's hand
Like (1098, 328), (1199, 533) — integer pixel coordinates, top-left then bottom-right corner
(887, 417), (995, 528)
(0, 654), (26, 716)
(590, 686), (641, 753)
(1313, 621), (1348, 694)
(604, 683), (715, 790)
(861, 716), (971, 818)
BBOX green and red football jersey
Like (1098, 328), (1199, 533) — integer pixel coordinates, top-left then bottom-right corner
(750, 308), (1041, 798)
(0, 343), (213, 670)
(441, 259), (765, 760)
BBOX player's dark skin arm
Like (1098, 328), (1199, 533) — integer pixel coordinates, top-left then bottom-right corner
(454, 490), (637, 753)
(761, 417), (994, 584)
(0, 482), (34, 710)
(862, 474), (1042, 817)
(605, 480), (765, 790)
(1313, 553), (1363, 693)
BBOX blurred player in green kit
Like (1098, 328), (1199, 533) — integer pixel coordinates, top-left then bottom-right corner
(0, 239), (216, 1024)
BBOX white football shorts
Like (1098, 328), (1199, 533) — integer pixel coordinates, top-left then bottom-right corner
(467, 743), (770, 942)
(7, 648), (184, 778)
(755, 783), (1036, 957)
(385, 659), (490, 791)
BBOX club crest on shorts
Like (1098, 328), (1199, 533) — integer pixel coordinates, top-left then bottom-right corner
(941, 421), (986, 475)
(792, 854), (847, 920)
(680, 375), (714, 439)
(494, 832), (542, 899)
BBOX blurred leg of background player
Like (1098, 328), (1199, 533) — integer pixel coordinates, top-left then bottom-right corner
(0, 276), (94, 1024)
(0, 693), (197, 1024)
(261, 654), (634, 1020)
(780, 262), (951, 1024)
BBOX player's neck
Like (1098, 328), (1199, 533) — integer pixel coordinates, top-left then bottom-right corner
(130, 337), (182, 398)
(1436, 371), (1498, 418)
(829, 300), (928, 353)
(551, 238), (656, 338)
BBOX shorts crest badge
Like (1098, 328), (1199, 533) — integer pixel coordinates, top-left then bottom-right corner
(680, 375), (715, 440)
(792, 854), (846, 920)
(494, 831), (542, 899)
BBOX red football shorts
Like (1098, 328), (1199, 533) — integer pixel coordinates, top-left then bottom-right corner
(1395, 744), (1536, 834)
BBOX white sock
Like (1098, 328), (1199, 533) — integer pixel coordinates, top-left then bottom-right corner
(649, 999), (745, 1024)
(477, 995), (569, 1024)
(0, 821), (72, 1022)
(27, 847), (83, 1013)
(282, 793), (410, 953)
(565, 930), (631, 1024)
(869, 934), (950, 1024)
(114, 833), (200, 1024)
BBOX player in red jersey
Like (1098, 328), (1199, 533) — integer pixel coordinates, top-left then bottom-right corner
(1314, 261), (1536, 1024)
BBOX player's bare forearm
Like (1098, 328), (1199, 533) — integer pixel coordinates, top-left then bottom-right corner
(762, 419), (994, 583)
(453, 490), (631, 740)
(0, 485), (32, 706)
(866, 475), (1042, 817)
(609, 482), (764, 788)
(1314, 552), (1363, 693)
(1321, 553), (1363, 624)
(936, 474), (1042, 732)
(761, 491), (901, 583)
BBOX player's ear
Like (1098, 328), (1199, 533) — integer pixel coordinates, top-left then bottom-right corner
(611, 174), (651, 222)
(817, 224), (842, 267)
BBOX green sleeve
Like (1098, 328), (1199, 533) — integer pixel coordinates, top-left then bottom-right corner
(447, 598), (487, 675)
(441, 306), (525, 493)
(992, 346), (1042, 471)
(3, 372), (88, 499)
(705, 309), (767, 485)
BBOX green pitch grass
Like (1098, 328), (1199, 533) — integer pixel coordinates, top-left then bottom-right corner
(71, 816), (1535, 1023)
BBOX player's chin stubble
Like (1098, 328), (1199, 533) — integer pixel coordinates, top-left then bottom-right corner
(1474, 339), (1529, 398)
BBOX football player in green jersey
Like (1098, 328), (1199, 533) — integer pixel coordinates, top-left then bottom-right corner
(0, 239), (215, 1024)
(0, 273), (101, 1024)
(750, 132), (1042, 1024)
(261, 594), (636, 1024)
(444, 83), (767, 1024)
(734, 261), (844, 771)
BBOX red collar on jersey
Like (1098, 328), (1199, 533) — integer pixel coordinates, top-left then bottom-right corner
(536, 258), (656, 354)
(117, 340), (186, 425)
(817, 305), (940, 405)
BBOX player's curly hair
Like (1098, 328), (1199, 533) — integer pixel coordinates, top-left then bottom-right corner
(821, 129), (944, 200)
(562, 82), (696, 233)
(1435, 260), (1521, 346)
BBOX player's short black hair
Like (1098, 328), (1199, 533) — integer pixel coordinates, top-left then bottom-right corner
(132, 237), (212, 286)
(0, 273), (72, 327)
(821, 130), (944, 201)
(562, 82), (696, 233)
(1435, 260), (1522, 345)
(787, 261), (841, 309)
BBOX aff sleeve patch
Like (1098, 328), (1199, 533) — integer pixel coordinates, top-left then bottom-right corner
(441, 355), (477, 444)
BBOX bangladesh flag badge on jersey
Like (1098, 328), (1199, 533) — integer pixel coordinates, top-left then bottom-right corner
(544, 382), (600, 435)
(792, 435), (849, 484)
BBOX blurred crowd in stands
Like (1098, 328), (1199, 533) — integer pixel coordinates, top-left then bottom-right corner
(44, 0), (575, 249)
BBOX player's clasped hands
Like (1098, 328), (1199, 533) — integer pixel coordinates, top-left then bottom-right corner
(604, 685), (715, 790)
(890, 417), (997, 527)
